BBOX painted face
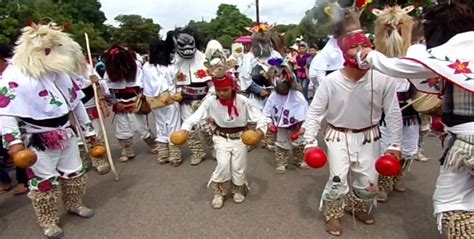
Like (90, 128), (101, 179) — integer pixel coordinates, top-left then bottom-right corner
(175, 33), (196, 59)
(338, 32), (372, 69)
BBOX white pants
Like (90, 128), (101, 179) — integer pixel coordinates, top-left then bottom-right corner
(30, 134), (83, 180)
(92, 118), (102, 140)
(115, 113), (151, 140)
(322, 130), (380, 200)
(433, 167), (474, 232)
(209, 135), (248, 186)
(181, 102), (199, 120)
(152, 103), (181, 143)
(275, 128), (304, 150)
(380, 124), (419, 159)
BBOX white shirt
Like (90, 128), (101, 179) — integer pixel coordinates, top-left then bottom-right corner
(181, 94), (268, 132)
(142, 63), (177, 97)
(70, 64), (105, 109)
(104, 61), (143, 90)
(238, 50), (282, 91)
(368, 49), (474, 134)
(303, 70), (402, 147)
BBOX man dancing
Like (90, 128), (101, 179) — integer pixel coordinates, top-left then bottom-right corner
(302, 4), (402, 236)
(0, 22), (96, 238)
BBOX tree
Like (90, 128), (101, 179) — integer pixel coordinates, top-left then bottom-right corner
(0, 0), (109, 52)
(217, 34), (234, 49)
(187, 19), (212, 43)
(111, 14), (161, 54)
(207, 4), (253, 41)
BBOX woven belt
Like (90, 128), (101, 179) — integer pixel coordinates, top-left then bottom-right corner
(183, 86), (209, 96)
(214, 130), (243, 140)
(328, 124), (378, 133)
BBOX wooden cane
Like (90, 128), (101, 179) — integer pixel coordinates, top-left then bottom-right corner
(84, 33), (119, 181)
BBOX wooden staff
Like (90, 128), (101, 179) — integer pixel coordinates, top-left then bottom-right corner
(84, 33), (119, 181)
(400, 93), (429, 111)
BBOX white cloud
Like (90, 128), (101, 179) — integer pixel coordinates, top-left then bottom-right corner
(99, 0), (315, 36)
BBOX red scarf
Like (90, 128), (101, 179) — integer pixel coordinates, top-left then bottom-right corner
(212, 74), (239, 118)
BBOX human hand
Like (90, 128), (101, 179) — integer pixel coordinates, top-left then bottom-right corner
(359, 48), (373, 61)
(8, 144), (25, 159)
(90, 75), (100, 84)
(384, 149), (401, 161)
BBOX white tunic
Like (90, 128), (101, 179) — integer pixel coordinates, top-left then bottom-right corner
(104, 61), (143, 90)
(142, 63), (177, 97)
(367, 47), (474, 134)
(303, 70), (403, 147)
(238, 50), (282, 91)
(181, 94), (268, 132)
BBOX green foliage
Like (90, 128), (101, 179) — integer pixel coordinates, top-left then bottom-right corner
(187, 4), (252, 47)
(0, 0), (108, 53)
(217, 34), (234, 49)
(110, 14), (161, 54)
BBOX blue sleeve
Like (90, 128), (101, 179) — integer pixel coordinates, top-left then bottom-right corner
(247, 81), (262, 94)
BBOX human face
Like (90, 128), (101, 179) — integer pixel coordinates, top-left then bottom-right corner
(216, 86), (233, 101)
(309, 48), (317, 56)
(345, 43), (372, 58)
(298, 46), (306, 54)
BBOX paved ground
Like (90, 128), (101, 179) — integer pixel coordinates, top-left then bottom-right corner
(0, 120), (445, 239)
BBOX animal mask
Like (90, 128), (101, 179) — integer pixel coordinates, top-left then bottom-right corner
(12, 22), (85, 78)
(372, 5), (415, 57)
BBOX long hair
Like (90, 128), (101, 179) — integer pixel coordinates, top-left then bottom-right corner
(104, 44), (137, 82)
(423, 3), (474, 48)
(373, 5), (414, 57)
(12, 22), (85, 78)
(149, 40), (172, 66)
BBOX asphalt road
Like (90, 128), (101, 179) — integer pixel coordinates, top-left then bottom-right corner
(0, 120), (445, 239)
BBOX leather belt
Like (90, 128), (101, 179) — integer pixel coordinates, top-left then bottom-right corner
(328, 124), (378, 133)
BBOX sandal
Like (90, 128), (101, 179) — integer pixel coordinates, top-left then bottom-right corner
(394, 181), (407, 192)
(376, 191), (388, 203)
(0, 183), (12, 194)
(14, 184), (29, 195)
(325, 218), (342, 236)
(150, 146), (159, 154)
(119, 155), (134, 163)
(350, 211), (375, 225)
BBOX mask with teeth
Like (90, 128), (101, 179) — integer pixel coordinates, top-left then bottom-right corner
(267, 64), (298, 95)
(175, 33), (196, 59)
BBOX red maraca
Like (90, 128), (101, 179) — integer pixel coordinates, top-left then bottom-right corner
(290, 132), (299, 141)
(431, 117), (444, 133)
(304, 147), (327, 168)
(269, 125), (277, 134)
(375, 155), (401, 176)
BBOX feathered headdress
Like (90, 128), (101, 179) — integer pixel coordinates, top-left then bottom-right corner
(372, 5), (415, 57)
(325, 0), (370, 38)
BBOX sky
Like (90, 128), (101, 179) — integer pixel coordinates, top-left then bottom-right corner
(99, 0), (316, 36)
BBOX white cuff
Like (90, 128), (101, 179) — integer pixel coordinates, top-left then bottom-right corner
(386, 143), (401, 151)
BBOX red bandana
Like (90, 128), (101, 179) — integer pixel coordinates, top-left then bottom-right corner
(337, 32), (372, 69)
(212, 74), (239, 118)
